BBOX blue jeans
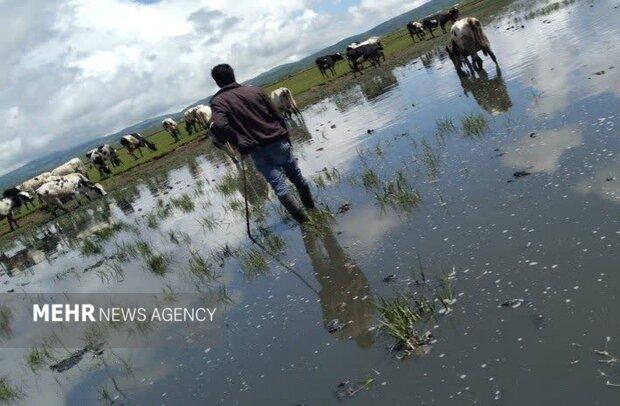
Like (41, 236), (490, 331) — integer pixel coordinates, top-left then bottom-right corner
(250, 139), (309, 197)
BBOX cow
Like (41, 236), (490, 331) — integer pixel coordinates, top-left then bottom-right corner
(315, 53), (344, 78)
(269, 88), (302, 120)
(407, 21), (426, 42)
(120, 133), (158, 160)
(85, 144), (121, 177)
(183, 108), (199, 135)
(193, 105), (212, 130)
(346, 41), (384, 73)
(446, 17), (498, 76)
(98, 144), (121, 167)
(51, 158), (88, 178)
(17, 172), (53, 195)
(36, 173), (106, 217)
(162, 118), (181, 142)
(0, 189), (33, 231)
(422, 7), (459, 37)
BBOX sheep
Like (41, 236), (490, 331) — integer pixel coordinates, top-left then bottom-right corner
(269, 88), (302, 120)
(446, 17), (498, 76)
(162, 118), (181, 142)
(119, 133), (158, 160)
(51, 158), (88, 178)
(0, 189), (33, 231)
(36, 173), (106, 217)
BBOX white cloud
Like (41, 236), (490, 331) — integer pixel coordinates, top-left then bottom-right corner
(0, 0), (428, 176)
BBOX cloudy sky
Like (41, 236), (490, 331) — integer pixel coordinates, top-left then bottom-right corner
(0, 0), (429, 175)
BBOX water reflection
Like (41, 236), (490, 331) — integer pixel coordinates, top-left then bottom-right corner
(112, 184), (141, 215)
(301, 227), (375, 348)
(360, 70), (399, 101)
(458, 69), (513, 115)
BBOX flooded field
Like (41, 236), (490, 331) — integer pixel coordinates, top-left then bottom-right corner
(1, 0), (619, 404)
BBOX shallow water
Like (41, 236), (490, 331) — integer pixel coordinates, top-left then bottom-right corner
(1, 0), (619, 404)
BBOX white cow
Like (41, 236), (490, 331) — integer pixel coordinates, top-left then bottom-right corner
(162, 118), (181, 142)
(446, 17), (498, 76)
(51, 158), (88, 178)
(269, 88), (302, 120)
(0, 189), (32, 231)
(36, 173), (106, 216)
(18, 172), (53, 194)
(120, 133), (158, 160)
(183, 108), (199, 135)
(193, 105), (212, 129)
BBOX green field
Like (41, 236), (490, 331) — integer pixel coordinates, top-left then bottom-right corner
(0, 0), (514, 239)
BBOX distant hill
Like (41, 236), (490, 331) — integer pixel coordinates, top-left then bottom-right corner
(0, 0), (458, 190)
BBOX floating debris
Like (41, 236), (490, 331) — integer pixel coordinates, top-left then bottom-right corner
(327, 319), (345, 333)
(383, 274), (397, 283)
(513, 170), (531, 178)
(337, 202), (351, 214)
(501, 299), (524, 308)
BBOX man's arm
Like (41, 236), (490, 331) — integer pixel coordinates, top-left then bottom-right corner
(210, 99), (235, 146)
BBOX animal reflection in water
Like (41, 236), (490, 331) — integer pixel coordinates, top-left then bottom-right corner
(459, 69), (512, 115)
(360, 70), (398, 101)
(301, 227), (375, 348)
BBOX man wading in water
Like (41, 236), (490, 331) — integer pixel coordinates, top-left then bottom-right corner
(209, 64), (315, 223)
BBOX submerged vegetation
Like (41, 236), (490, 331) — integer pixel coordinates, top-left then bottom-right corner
(0, 377), (22, 403)
(461, 113), (489, 137)
(374, 171), (421, 211)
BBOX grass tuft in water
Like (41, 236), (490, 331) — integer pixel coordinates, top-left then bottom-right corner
(189, 250), (218, 281)
(198, 213), (220, 231)
(461, 113), (488, 137)
(26, 347), (52, 372)
(436, 116), (456, 136)
(361, 169), (380, 189)
(92, 221), (128, 242)
(145, 254), (170, 276)
(217, 172), (240, 196)
(145, 212), (159, 229)
(80, 239), (103, 256)
(0, 306), (11, 339)
(239, 249), (268, 277)
(170, 194), (195, 213)
(0, 377), (22, 403)
(375, 171), (421, 211)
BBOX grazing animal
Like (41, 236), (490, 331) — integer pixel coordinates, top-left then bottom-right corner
(269, 88), (302, 120)
(422, 7), (459, 37)
(0, 189), (32, 230)
(17, 172), (53, 195)
(346, 40), (384, 73)
(193, 105), (213, 130)
(120, 133), (158, 160)
(98, 144), (121, 167)
(183, 108), (199, 135)
(446, 17), (498, 76)
(162, 118), (181, 142)
(407, 21), (426, 42)
(85, 144), (121, 177)
(36, 173), (106, 216)
(315, 53), (344, 78)
(51, 158), (88, 178)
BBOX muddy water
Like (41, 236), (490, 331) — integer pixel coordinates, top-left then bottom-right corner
(1, 0), (619, 404)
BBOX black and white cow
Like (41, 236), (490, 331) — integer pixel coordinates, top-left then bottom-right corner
(407, 21), (426, 42)
(120, 133), (158, 160)
(346, 39), (384, 73)
(446, 17), (498, 76)
(315, 53), (344, 78)
(1, 188), (33, 230)
(422, 7), (459, 37)
(35, 173), (106, 217)
(86, 144), (121, 177)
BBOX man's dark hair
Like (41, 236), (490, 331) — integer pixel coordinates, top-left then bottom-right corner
(211, 64), (236, 88)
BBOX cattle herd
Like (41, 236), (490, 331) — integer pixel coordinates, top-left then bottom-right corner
(1, 6), (499, 233)
(316, 7), (498, 77)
